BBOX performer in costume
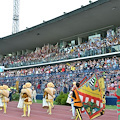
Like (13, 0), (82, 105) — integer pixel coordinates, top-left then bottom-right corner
(44, 82), (56, 115)
(114, 80), (120, 120)
(43, 89), (49, 109)
(0, 86), (3, 110)
(2, 85), (9, 114)
(51, 83), (55, 109)
(66, 82), (76, 119)
(17, 85), (26, 109)
(71, 82), (83, 120)
(21, 82), (32, 117)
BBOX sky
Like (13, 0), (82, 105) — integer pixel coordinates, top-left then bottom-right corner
(0, 0), (97, 38)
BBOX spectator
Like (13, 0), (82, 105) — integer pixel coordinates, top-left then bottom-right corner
(32, 87), (37, 103)
(37, 83), (41, 93)
(63, 84), (67, 93)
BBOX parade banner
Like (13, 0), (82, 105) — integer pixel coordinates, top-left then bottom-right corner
(78, 74), (105, 119)
(15, 81), (19, 93)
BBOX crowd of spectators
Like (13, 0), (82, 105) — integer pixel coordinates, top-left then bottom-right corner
(0, 56), (119, 77)
(0, 56), (120, 96)
(0, 30), (120, 68)
(0, 29), (120, 96)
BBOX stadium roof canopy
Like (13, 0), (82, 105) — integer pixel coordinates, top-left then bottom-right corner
(0, 0), (120, 55)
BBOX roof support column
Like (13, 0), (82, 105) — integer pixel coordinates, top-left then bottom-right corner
(12, 52), (16, 56)
(26, 49), (32, 54)
(0, 54), (3, 60)
(60, 41), (66, 48)
(63, 41), (67, 47)
(22, 50), (25, 55)
(17, 51), (21, 56)
(78, 37), (82, 45)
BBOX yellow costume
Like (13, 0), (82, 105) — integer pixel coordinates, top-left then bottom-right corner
(21, 82), (32, 117)
(44, 82), (56, 115)
(1, 85), (9, 114)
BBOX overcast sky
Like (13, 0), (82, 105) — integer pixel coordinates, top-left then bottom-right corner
(0, 0), (97, 38)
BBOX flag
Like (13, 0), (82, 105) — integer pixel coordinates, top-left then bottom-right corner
(78, 74), (105, 119)
(15, 80), (19, 93)
(66, 63), (70, 66)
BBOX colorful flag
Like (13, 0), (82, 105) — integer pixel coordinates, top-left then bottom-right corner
(78, 74), (105, 119)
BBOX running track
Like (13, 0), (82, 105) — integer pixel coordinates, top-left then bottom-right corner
(0, 101), (117, 120)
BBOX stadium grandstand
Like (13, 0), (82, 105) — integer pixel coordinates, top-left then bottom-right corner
(0, 0), (120, 100)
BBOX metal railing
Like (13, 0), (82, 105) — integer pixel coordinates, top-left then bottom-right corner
(1, 44), (120, 68)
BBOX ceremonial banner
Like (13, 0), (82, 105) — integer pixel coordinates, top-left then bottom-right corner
(15, 81), (19, 93)
(91, 77), (106, 119)
(78, 74), (105, 119)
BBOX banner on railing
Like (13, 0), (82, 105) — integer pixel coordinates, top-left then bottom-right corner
(88, 34), (101, 43)
(0, 66), (4, 72)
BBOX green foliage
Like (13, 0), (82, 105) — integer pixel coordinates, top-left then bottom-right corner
(61, 98), (67, 105)
(12, 93), (20, 101)
(55, 92), (68, 105)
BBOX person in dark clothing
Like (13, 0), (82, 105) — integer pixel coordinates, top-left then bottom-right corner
(9, 89), (12, 101)
(63, 84), (67, 93)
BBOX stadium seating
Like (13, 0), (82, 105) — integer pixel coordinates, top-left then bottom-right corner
(0, 56), (119, 95)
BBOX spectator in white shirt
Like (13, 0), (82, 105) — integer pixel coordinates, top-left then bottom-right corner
(32, 87), (37, 103)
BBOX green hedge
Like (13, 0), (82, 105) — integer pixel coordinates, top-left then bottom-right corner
(12, 93), (20, 101)
(55, 92), (68, 105)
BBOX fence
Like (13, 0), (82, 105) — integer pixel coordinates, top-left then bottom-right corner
(0, 67), (119, 95)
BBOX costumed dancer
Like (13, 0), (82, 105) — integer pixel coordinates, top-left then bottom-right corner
(114, 80), (120, 120)
(17, 85), (26, 109)
(2, 85), (9, 114)
(51, 83), (55, 109)
(71, 82), (83, 120)
(21, 82), (32, 117)
(43, 88), (49, 109)
(44, 82), (56, 115)
(0, 86), (3, 110)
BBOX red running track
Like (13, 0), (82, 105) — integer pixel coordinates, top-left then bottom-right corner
(0, 101), (117, 120)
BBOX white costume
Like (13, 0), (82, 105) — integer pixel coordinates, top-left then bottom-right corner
(66, 82), (76, 119)
(17, 85), (26, 109)
(0, 86), (3, 109)
(0, 97), (3, 107)
(17, 95), (24, 109)
(42, 93), (49, 108)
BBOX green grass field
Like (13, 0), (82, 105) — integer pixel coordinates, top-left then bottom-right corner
(105, 105), (117, 110)
(33, 100), (117, 110)
(33, 100), (58, 105)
